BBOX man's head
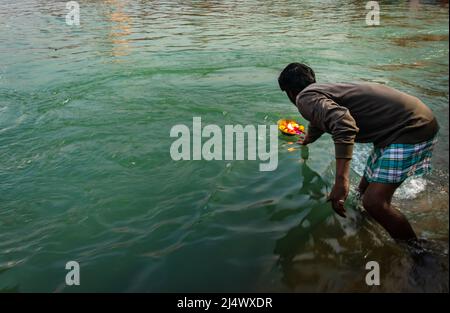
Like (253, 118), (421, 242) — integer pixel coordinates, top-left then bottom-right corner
(278, 63), (316, 104)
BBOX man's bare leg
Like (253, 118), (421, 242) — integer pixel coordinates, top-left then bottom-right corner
(357, 176), (369, 198)
(362, 182), (417, 240)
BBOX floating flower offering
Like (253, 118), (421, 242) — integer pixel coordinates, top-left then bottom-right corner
(277, 119), (305, 136)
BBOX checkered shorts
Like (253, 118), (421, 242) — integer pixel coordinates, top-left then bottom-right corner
(363, 137), (437, 184)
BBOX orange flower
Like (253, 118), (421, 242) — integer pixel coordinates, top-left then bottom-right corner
(277, 119), (304, 136)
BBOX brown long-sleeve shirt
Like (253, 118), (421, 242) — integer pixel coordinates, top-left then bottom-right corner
(296, 82), (439, 159)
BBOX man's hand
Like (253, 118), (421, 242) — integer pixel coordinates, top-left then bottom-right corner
(327, 158), (351, 218)
(297, 133), (311, 145)
(327, 178), (349, 217)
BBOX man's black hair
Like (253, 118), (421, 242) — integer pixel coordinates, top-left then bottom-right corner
(278, 63), (316, 93)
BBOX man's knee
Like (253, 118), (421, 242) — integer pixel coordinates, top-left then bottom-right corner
(362, 190), (388, 215)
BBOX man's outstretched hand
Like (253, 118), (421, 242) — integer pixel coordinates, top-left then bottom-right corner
(328, 158), (352, 218)
(327, 179), (349, 218)
(297, 139), (352, 218)
(297, 133), (311, 145)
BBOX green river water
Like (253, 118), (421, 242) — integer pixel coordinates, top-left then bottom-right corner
(0, 0), (448, 292)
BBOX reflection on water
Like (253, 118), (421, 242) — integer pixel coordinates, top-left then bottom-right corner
(391, 34), (449, 47)
(274, 160), (340, 291)
(0, 0), (448, 292)
(107, 0), (132, 58)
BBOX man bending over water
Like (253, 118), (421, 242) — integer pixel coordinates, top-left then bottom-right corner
(278, 63), (439, 241)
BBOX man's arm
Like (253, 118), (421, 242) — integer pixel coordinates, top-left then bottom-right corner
(296, 91), (359, 157)
(297, 91), (358, 217)
(300, 123), (324, 145)
(327, 158), (351, 217)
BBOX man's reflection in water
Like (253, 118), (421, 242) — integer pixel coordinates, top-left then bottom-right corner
(273, 146), (362, 291)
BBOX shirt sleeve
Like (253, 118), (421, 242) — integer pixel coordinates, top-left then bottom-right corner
(307, 123), (325, 143)
(297, 91), (359, 159)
